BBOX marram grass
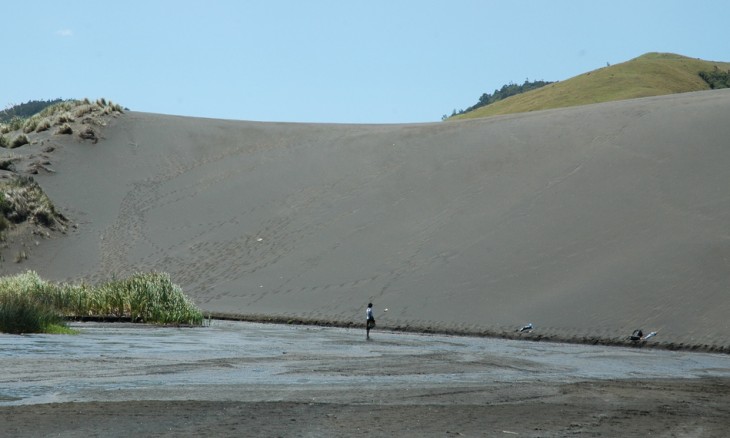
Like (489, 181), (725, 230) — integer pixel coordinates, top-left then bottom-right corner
(0, 271), (203, 334)
(0, 98), (124, 136)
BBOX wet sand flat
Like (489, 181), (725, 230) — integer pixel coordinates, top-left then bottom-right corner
(1, 321), (730, 436)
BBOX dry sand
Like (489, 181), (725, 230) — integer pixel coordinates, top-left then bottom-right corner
(2, 89), (730, 350)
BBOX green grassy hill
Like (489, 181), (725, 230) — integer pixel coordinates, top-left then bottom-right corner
(450, 53), (730, 120)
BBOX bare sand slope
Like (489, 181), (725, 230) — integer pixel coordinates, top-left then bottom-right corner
(9, 89), (730, 347)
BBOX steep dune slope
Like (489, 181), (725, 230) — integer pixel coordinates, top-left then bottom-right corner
(14, 89), (730, 346)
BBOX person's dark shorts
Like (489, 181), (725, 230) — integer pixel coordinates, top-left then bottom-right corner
(367, 318), (375, 329)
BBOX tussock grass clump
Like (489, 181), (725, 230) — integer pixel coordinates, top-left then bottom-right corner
(39, 100), (78, 118)
(0, 271), (203, 334)
(0, 191), (11, 215)
(74, 104), (94, 118)
(0, 190), (13, 236)
(102, 100), (123, 115)
(0, 153), (20, 171)
(0, 175), (64, 227)
(22, 121), (35, 134)
(0, 135), (8, 148)
(22, 116), (40, 133)
(15, 250), (28, 263)
(78, 127), (97, 143)
(9, 134), (29, 149)
(56, 123), (72, 135)
(54, 113), (75, 126)
(4, 117), (25, 132)
(35, 119), (51, 132)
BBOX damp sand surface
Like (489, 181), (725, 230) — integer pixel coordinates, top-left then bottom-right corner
(1, 321), (730, 436)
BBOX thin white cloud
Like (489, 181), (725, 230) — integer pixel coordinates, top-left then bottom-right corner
(56, 29), (73, 37)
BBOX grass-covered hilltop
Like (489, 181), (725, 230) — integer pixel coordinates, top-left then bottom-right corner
(0, 98), (124, 146)
(449, 52), (730, 120)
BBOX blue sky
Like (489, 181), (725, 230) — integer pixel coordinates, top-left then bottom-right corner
(2, 1), (728, 124)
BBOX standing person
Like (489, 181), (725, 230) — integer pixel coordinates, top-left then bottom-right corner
(366, 303), (375, 340)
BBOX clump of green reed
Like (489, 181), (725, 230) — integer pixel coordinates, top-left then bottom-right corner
(0, 271), (67, 334)
(0, 293), (68, 334)
(0, 271), (203, 334)
(94, 272), (203, 324)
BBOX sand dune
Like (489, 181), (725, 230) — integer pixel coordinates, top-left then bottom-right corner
(7, 89), (730, 348)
